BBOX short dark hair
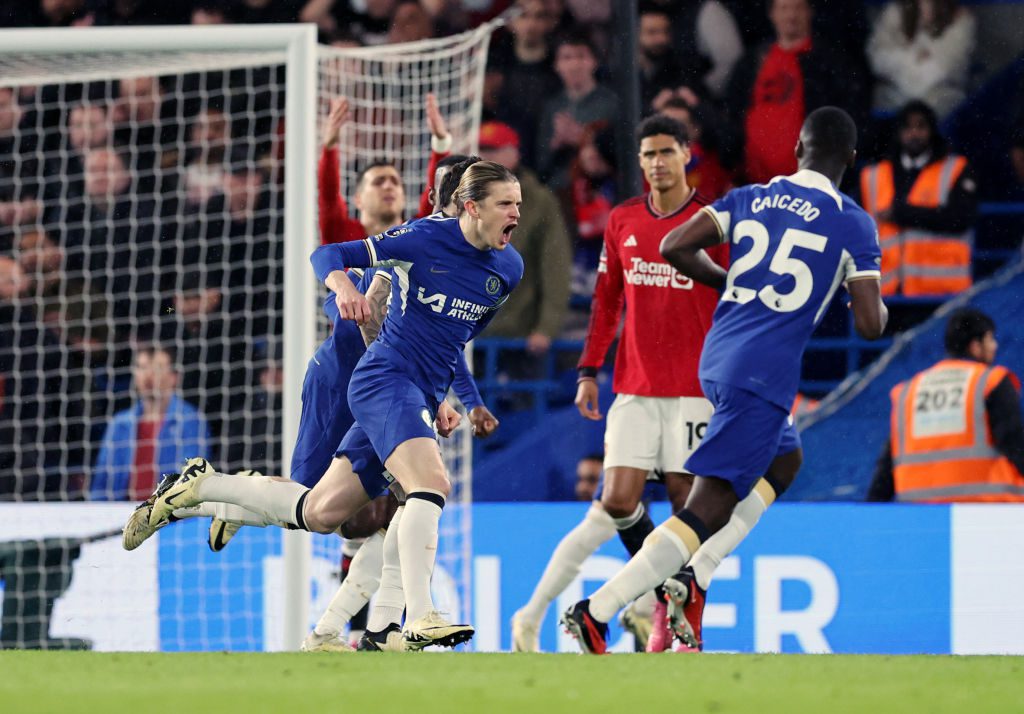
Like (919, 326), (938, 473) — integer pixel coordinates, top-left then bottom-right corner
(945, 308), (995, 357)
(580, 453), (604, 463)
(800, 106), (857, 159)
(439, 156), (481, 209)
(638, 1), (671, 20)
(554, 29), (597, 58)
(894, 99), (947, 157)
(356, 160), (398, 190)
(437, 153), (469, 171)
(637, 113), (689, 147)
(134, 342), (178, 370)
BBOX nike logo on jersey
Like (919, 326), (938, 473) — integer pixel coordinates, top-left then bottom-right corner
(624, 234), (638, 247)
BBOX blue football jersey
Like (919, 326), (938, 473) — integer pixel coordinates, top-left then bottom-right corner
(311, 214), (523, 405)
(699, 169), (881, 408)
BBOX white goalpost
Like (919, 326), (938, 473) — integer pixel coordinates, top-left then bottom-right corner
(0, 21), (496, 651)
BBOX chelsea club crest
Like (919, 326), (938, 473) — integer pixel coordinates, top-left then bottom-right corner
(485, 276), (501, 296)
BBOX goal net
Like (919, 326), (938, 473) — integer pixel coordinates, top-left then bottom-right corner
(0, 22), (495, 651)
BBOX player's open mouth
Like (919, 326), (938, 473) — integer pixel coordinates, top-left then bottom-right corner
(501, 223), (517, 243)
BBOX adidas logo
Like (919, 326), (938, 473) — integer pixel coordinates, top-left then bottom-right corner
(624, 234), (638, 247)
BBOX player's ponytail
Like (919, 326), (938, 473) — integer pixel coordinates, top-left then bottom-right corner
(454, 160), (517, 214)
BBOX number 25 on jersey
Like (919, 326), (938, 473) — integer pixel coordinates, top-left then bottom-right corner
(722, 219), (827, 313)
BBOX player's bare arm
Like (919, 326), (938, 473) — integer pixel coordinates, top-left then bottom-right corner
(425, 92), (450, 143)
(574, 378), (602, 421)
(327, 269), (371, 324)
(659, 209), (728, 291)
(847, 277), (888, 339)
(322, 96), (350, 149)
(358, 271), (391, 346)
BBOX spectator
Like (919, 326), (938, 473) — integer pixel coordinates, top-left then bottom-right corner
(58, 147), (172, 330)
(159, 273), (241, 454)
(536, 31), (619, 190)
(637, 3), (708, 113)
(301, 0), (396, 45)
(225, 341), (283, 475)
(184, 145), (282, 344)
(191, 1), (233, 24)
(724, 0), (866, 184)
(487, 0), (563, 170)
(387, 0), (435, 43)
(868, 308), (1024, 503)
(478, 120), (572, 354)
(656, 96), (733, 200)
(575, 453), (603, 501)
(0, 256), (40, 497)
(0, 87), (42, 250)
(183, 104), (231, 207)
(230, 0), (299, 24)
(867, 0), (976, 120)
(858, 100), (977, 297)
(42, 103), (112, 217)
(563, 122), (616, 304)
(111, 75), (180, 193)
(90, 344), (209, 501)
(646, 0), (744, 100)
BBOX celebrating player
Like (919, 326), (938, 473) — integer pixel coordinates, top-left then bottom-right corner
(512, 114), (727, 652)
(562, 106), (888, 654)
(144, 161), (523, 649)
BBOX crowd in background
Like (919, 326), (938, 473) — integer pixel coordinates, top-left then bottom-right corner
(0, 0), (1022, 500)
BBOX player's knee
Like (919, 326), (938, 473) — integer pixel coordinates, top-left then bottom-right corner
(302, 495), (343, 534)
(410, 465), (450, 499)
(600, 492), (639, 520)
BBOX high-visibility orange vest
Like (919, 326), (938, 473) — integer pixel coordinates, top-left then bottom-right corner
(890, 359), (1024, 503)
(860, 155), (972, 297)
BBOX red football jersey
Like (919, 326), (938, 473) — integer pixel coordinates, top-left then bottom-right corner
(578, 191), (727, 397)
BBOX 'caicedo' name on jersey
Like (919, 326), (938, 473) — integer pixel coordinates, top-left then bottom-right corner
(750, 193), (822, 222)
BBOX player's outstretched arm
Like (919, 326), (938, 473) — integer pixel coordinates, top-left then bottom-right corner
(847, 277), (888, 339)
(660, 209), (728, 291)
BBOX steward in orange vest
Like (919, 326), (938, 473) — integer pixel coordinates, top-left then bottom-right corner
(868, 308), (1024, 502)
(858, 101), (977, 297)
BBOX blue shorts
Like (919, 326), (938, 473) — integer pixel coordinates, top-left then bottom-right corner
(684, 379), (801, 499)
(346, 350), (438, 465)
(336, 424), (393, 499)
(290, 363), (355, 487)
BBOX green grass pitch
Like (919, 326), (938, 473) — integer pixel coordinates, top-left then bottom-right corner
(3, 651), (1022, 713)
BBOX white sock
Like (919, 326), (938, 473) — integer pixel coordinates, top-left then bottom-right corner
(196, 474), (308, 528)
(172, 502), (280, 527)
(589, 520), (696, 623)
(632, 589), (658, 618)
(690, 482), (773, 590)
(398, 493), (443, 623)
(314, 530), (385, 636)
(518, 502), (616, 624)
(368, 506), (405, 632)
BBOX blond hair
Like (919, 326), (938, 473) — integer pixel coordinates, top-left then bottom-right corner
(453, 160), (517, 213)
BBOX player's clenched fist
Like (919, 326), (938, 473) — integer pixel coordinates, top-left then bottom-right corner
(435, 400), (462, 438)
(575, 378), (602, 421)
(326, 269), (370, 324)
(469, 405), (499, 438)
